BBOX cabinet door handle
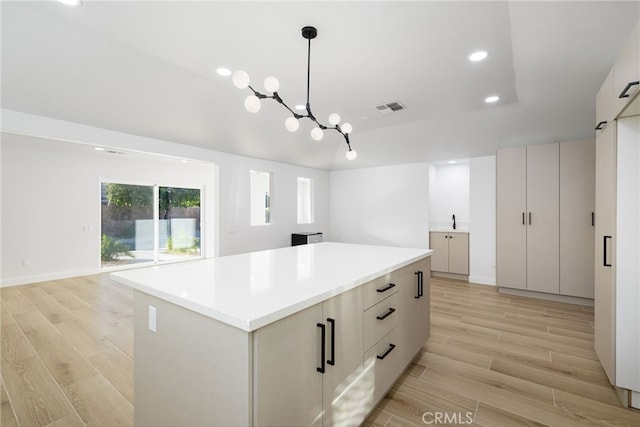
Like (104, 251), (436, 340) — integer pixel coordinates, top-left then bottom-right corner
(376, 283), (396, 293)
(619, 81), (639, 99)
(377, 343), (396, 360)
(528, 212), (532, 225)
(522, 212), (525, 225)
(603, 235), (612, 267)
(592, 212), (595, 227)
(594, 121), (607, 131)
(316, 323), (325, 373)
(376, 307), (396, 320)
(327, 318), (335, 366)
(414, 271), (423, 299)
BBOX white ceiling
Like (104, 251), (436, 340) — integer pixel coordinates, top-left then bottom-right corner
(2, 1), (639, 170)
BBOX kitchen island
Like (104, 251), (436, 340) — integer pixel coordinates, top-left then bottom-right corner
(111, 242), (432, 427)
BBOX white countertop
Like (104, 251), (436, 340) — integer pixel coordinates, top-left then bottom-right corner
(430, 229), (469, 234)
(110, 242), (431, 332)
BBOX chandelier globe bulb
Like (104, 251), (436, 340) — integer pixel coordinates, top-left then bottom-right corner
(285, 117), (299, 132)
(244, 95), (261, 113)
(310, 127), (324, 141)
(232, 70), (250, 89)
(264, 76), (280, 93)
(328, 113), (341, 126)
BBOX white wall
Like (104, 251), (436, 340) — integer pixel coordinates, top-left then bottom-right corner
(1, 110), (329, 285)
(469, 156), (496, 285)
(428, 163), (470, 231)
(217, 155), (329, 257)
(329, 163), (429, 249)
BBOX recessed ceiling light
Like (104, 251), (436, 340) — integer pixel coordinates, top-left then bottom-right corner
(485, 95), (500, 103)
(469, 50), (489, 62)
(295, 104), (306, 111)
(180, 159), (189, 164)
(94, 147), (105, 151)
(216, 67), (232, 77)
(57, 0), (81, 5)
(448, 160), (457, 164)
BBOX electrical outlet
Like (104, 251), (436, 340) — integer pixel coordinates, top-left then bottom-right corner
(148, 306), (157, 332)
(21, 259), (30, 267)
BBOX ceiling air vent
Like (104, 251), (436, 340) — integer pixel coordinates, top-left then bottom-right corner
(375, 101), (406, 114)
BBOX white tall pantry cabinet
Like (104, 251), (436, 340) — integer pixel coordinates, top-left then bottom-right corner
(593, 20), (639, 410)
(496, 142), (593, 297)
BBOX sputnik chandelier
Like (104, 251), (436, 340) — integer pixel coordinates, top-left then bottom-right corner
(231, 26), (357, 160)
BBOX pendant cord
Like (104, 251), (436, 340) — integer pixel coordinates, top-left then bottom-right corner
(306, 37), (311, 106)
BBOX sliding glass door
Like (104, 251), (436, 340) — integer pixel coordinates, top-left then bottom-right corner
(101, 182), (201, 268)
(158, 187), (201, 262)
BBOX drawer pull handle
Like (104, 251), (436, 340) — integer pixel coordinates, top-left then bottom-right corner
(604, 235), (612, 267)
(377, 343), (396, 360)
(414, 271), (424, 299)
(376, 307), (396, 320)
(316, 323), (325, 374)
(619, 81), (639, 99)
(376, 283), (396, 293)
(594, 121), (607, 131)
(327, 318), (335, 366)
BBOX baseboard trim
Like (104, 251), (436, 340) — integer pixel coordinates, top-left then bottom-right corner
(431, 272), (469, 281)
(498, 287), (594, 306)
(468, 275), (496, 286)
(1, 268), (98, 287)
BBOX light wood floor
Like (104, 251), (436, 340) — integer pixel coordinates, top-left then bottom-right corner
(1, 275), (639, 426)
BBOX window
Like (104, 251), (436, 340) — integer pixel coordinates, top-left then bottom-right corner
(250, 170), (272, 226)
(297, 177), (314, 224)
(101, 182), (201, 267)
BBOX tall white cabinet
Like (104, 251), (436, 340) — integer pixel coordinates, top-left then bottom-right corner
(593, 20), (640, 409)
(497, 142), (593, 297)
(560, 140), (596, 298)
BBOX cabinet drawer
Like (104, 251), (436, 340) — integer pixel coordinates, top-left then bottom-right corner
(363, 327), (402, 406)
(363, 273), (399, 310)
(364, 292), (400, 351)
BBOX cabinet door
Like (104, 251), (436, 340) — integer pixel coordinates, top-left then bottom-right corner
(526, 143), (560, 294)
(448, 233), (469, 275)
(613, 24), (640, 116)
(429, 232), (449, 272)
(322, 287), (364, 427)
(254, 303), (323, 427)
(415, 258), (431, 348)
(397, 259), (430, 365)
(594, 124), (616, 383)
(560, 140), (595, 298)
(497, 147), (527, 289)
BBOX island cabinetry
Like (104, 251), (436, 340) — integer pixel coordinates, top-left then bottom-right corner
(133, 291), (253, 427)
(362, 272), (403, 407)
(398, 257), (431, 366)
(116, 243), (433, 426)
(253, 286), (364, 427)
